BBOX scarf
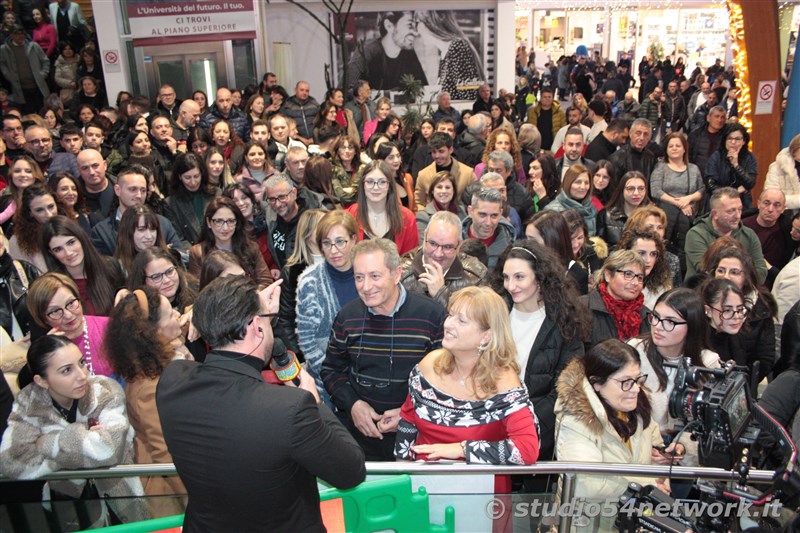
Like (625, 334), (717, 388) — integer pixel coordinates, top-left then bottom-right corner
(598, 281), (644, 340)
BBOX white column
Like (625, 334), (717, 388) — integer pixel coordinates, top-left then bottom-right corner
(91, 0), (130, 100)
(496, 0), (516, 93)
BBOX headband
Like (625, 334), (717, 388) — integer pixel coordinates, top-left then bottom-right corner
(132, 289), (149, 319)
(511, 247), (537, 261)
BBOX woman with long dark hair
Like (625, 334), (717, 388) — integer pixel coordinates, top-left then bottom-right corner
(699, 278), (750, 368)
(8, 183), (56, 272)
(489, 241), (590, 461)
(616, 229), (672, 310)
(41, 216), (124, 316)
(233, 140), (279, 200)
(114, 205), (173, 274)
(128, 247), (197, 319)
(374, 141), (415, 211)
(209, 118), (245, 175)
(527, 153), (560, 211)
(312, 101), (344, 145)
(47, 172), (91, 233)
(126, 129), (168, 194)
(525, 210), (589, 294)
(1, 334), (145, 527)
(222, 183), (277, 271)
(591, 160), (617, 212)
(0, 156), (46, 236)
(166, 153), (216, 244)
(330, 135), (363, 205)
(600, 170), (652, 246)
(188, 196), (271, 285)
(346, 161), (418, 255)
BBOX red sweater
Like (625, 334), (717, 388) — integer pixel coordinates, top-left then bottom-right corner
(345, 203), (419, 255)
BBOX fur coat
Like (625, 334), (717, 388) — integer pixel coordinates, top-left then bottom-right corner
(0, 375), (147, 522)
(765, 147), (800, 210)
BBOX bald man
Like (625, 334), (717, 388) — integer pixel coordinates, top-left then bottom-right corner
(199, 86), (249, 140)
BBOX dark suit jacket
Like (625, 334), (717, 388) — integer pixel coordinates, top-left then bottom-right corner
(156, 351), (366, 532)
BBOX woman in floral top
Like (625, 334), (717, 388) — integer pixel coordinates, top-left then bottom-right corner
(394, 286), (540, 468)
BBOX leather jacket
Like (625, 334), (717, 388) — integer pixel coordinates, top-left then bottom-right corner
(0, 251), (40, 338)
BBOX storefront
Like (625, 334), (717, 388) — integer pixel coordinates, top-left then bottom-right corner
(517, 1), (731, 72)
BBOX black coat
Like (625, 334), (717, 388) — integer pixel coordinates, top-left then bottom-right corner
(157, 351), (366, 532)
(582, 289), (650, 350)
(521, 312), (584, 460)
(273, 261), (308, 360)
(0, 253), (40, 339)
(774, 300), (800, 377)
(165, 191), (215, 245)
(740, 296), (776, 381)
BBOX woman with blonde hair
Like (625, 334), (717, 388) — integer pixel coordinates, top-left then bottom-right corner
(765, 132), (800, 209)
(474, 128), (525, 182)
(362, 97), (392, 145)
(395, 285), (540, 471)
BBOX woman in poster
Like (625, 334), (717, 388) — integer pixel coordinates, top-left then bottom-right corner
(417, 11), (485, 101)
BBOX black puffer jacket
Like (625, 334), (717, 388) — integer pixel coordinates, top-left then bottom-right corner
(773, 300), (800, 377)
(273, 261), (309, 361)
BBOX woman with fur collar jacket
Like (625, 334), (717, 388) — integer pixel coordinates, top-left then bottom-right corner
(0, 335), (146, 526)
(554, 339), (666, 505)
(765, 134), (800, 210)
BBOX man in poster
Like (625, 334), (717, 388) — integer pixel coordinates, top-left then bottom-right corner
(348, 11), (428, 91)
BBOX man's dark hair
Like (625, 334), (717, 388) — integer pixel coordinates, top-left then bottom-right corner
(428, 131), (453, 150)
(435, 118), (455, 129)
(565, 126), (584, 138)
(252, 119), (268, 129)
(606, 118), (630, 133)
(60, 123), (82, 138)
(117, 164), (150, 185)
(85, 119), (107, 134)
(539, 88), (554, 96)
(2, 114), (20, 128)
(317, 125), (341, 144)
(588, 100), (607, 117)
(192, 276), (261, 349)
(377, 11), (412, 37)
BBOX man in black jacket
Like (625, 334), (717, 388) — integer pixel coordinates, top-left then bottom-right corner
(609, 118), (657, 180)
(158, 276), (365, 532)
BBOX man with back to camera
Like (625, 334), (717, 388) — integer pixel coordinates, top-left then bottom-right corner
(347, 11), (427, 91)
(157, 276), (365, 532)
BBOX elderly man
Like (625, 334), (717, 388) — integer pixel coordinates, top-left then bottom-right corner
(347, 11), (427, 91)
(155, 84), (181, 122)
(609, 117), (657, 180)
(742, 189), (794, 288)
(415, 132), (477, 209)
(688, 105), (726, 176)
(455, 113), (489, 168)
(461, 187), (515, 268)
(199, 86), (249, 140)
(685, 187), (768, 281)
(267, 114), (305, 171)
(432, 92), (460, 129)
(472, 83), (492, 114)
(322, 238), (445, 460)
(282, 81), (319, 146)
(344, 80), (375, 136)
(688, 82), (712, 115)
(400, 211), (486, 306)
(24, 124), (77, 178)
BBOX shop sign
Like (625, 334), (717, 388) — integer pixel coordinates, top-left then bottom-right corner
(755, 80), (777, 115)
(127, 0), (256, 46)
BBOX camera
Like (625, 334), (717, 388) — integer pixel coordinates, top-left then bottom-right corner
(668, 359), (759, 469)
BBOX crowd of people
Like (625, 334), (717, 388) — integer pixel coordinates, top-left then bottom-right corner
(0, 35), (798, 530)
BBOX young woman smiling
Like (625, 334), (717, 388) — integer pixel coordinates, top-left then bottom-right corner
(544, 164), (598, 236)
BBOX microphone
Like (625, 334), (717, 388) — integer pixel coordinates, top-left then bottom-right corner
(269, 338), (301, 385)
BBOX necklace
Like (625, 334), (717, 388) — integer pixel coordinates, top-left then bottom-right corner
(81, 318), (94, 375)
(454, 363), (469, 387)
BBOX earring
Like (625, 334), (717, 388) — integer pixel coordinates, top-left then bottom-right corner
(477, 340), (488, 355)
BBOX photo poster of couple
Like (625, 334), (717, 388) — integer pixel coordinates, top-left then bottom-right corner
(337, 9), (493, 103)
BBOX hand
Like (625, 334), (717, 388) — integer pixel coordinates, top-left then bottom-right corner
(13, 333), (31, 351)
(727, 149), (739, 164)
(377, 407), (401, 433)
(179, 308), (201, 342)
(259, 279), (283, 315)
(351, 400), (383, 439)
(411, 442), (464, 460)
(270, 269), (281, 282)
(737, 185), (746, 194)
(680, 203), (694, 217)
(165, 136), (177, 154)
(531, 178), (547, 198)
(176, 142), (187, 153)
(285, 367), (321, 404)
(656, 477), (671, 494)
(418, 261), (445, 298)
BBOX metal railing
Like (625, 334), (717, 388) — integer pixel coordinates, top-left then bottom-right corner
(1, 461), (779, 532)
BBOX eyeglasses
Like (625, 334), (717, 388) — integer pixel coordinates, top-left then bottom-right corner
(46, 297), (81, 320)
(647, 312), (687, 332)
(210, 218), (237, 228)
(708, 305), (749, 320)
(364, 179), (390, 189)
(266, 193), (291, 204)
(425, 239), (458, 253)
(616, 269), (645, 284)
(610, 374), (648, 391)
(727, 136), (745, 143)
(321, 238), (350, 251)
(145, 266), (178, 284)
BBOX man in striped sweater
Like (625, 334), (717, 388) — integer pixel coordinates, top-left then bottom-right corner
(321, 238), (446, 460)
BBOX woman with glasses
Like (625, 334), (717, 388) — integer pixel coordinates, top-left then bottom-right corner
(166, 153), (217, 245)
(629, 288), (720, 467)
(296, 211), (359, 405)
(1, 334), (146, 528)
(374, 142), (415, 212)
(128, 247), (197, 320)
(555, 338), (667, 506)
(105, 286), (188, 517)
(706, 123), (757, 209)
(699, 278), (749, 366)
(701, 244), (777, 381)
(489, 241), (589, 463)
(599, 170), (652, 246)
(41, 216), (124, 316)
(616, 229), (672, 310)
(346, 161), (418, 255)
(27, 273), (113, 377)
(222, 183), (278, 273)
(188, 196), (271, 285)
(330, 135), (363, 206)
(585, 249), (650, 348)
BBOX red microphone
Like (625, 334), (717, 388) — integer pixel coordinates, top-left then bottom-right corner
(269, 338), (301, 385)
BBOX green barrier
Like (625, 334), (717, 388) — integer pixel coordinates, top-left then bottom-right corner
(320, 475), (456, 533)
(85, 513), (184, 532)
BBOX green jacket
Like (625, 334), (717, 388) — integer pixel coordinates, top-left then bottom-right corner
(684, 213), (768, 283)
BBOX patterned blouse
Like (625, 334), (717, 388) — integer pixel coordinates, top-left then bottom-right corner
(395, 365), (540, 464)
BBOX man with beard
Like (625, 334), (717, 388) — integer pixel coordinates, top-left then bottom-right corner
(23, 125), (77, 178)
(347, 11), (427, 90)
